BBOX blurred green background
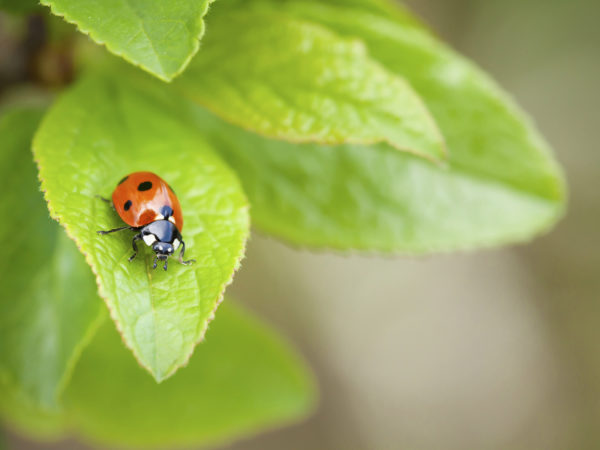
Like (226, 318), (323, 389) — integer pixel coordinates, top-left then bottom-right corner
(5, 0), (599, 448)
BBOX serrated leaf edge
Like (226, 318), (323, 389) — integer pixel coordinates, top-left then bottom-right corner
(180, 10), (448, 162)
(40, 0), (217, 82)
(185, 87), (448, 164)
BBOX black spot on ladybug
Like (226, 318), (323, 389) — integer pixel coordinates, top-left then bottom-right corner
(160, 205), (173, 218)
(124, 200), (132, 211)
(118, 175), (128, 185)
(138, 181), (153, 191)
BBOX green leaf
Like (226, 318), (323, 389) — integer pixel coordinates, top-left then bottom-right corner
(62, 301), (316, 448)
(0, 107), (105, 414)
(188, 0), (565, 252)
(40, 0), (215, 81)
(33, 73), (250, 381)
(283, 0), (422, 25)
(279, 1), (565, 201)
(177, 7), (446, 162)
(193, 105), (563, 252)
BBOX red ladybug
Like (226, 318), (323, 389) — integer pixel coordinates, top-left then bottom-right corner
(97, 172), (194, 271)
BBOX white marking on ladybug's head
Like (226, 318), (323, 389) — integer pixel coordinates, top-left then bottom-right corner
(173, 238), (181, 250)
(168, 216), (176, 225)
(152, 241), (173, 256)
(143, 234), (157, 246)
(155, 214), (165, 220)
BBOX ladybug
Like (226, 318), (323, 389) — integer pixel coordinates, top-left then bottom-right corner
(97, 171), (195, 271)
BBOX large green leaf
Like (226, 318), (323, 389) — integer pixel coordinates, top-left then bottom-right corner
(40, 0), (215, 81)
(193, 108), (562, 252)
(177, 7), (446, 162)
(279, 1), (565, 201)
(189, 0), (565, 252)
(33, 73), (250, 381)
(0, 108), (104, 415)
(63, 301), (316, 448)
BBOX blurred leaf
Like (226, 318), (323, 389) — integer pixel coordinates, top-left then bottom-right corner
(190, 1), (565, 252)
(280, 0), (565, 202)
(285, 0), (422, 25)
(0, 380), (66, 440)
(0, 108), (104, 415)
(177, 7), (446, 162)
(194, 105), (563, 252)
(63, 301), (316, 448)
(0, 0), (40, 14)
(33, 73), (250, 381)
(40, 0), (215, 81)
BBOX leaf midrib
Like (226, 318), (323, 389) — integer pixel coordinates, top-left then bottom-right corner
(119, 0), (166, 77)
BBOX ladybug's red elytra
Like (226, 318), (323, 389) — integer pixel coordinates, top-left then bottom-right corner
(97, 171), (195, 271)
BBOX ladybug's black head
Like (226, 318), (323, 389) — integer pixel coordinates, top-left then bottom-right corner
(152, 241), (174, 258)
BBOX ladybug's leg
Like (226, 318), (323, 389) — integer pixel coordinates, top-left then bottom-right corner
(97, 225), (133, 235)
(152, 256), (158, 270)
(163, 259), (168, 271)
(128, 233), (143, 262)
(178, 241), (196, 266)
(95, 195), (115, 210)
